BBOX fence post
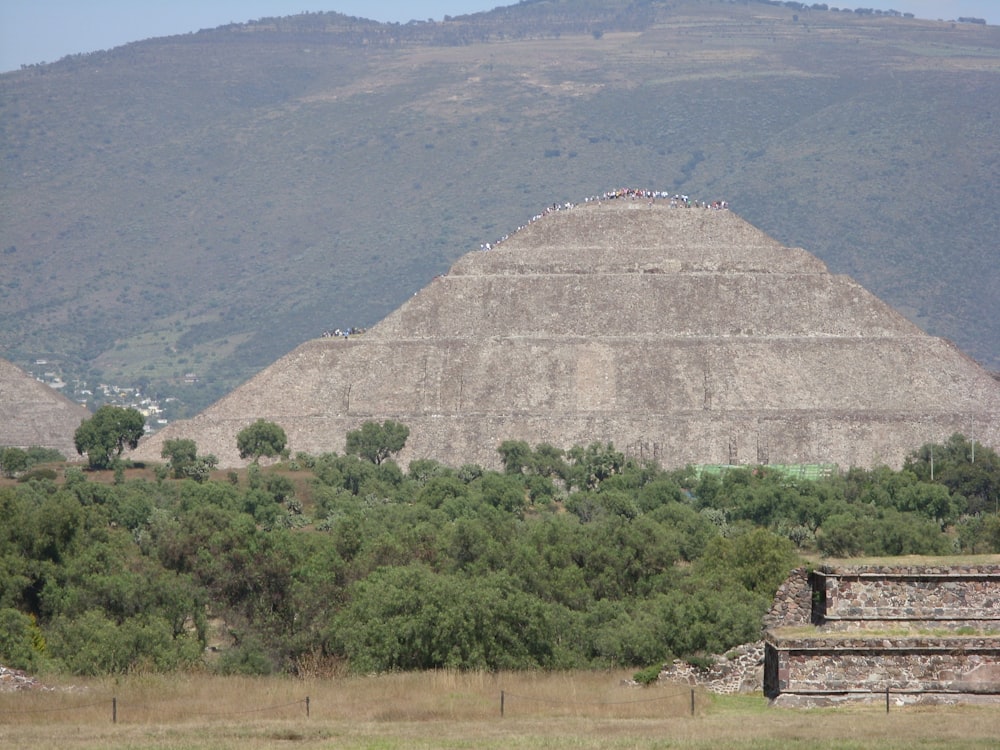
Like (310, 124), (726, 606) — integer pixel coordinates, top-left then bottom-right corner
(112, 696), (117, 724)
(305, 696), (310, 718)
(690, 689), (695, 716)
(500, 690), (505, 718)
(885, 687), (890, 713)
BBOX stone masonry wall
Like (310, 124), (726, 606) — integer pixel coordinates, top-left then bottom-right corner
(769, 638), (1000, 694)
(764, 562), (1000, 702)
(818, 567), (1000, 622)
(763, 567), (814, 629)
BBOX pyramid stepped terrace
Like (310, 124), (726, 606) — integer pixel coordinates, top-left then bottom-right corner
(0, 357), (89, 458)
(131, 196), (1000, 469)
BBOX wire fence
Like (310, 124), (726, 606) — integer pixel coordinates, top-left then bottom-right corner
(0, 695), (311, 724)
(0, 687), (704, 723)
(0, 685), (935, 724)
(499, 685), (700, 717)
(0, 699), (109, 715)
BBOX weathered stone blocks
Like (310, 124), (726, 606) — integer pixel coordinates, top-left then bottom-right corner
(765, 561), (1000, 704)
(130, 200), (1000, 469)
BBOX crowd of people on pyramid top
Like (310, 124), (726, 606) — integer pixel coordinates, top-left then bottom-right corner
(322, 326), (366, 339)
(479, 201), (573, 251)
(478, 188), (728, 252)
(591, 188), (729, 210)
(324, 189), (729, 338)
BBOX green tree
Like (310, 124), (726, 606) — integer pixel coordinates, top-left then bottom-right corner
(566, 442), (626, 490)
(983, 514), (1000, 553)
(407, 458), (450, 483)
(161, 438), (198, 478)
(0, 447), (29, 478)
(531, 443), (569, 481)
(73, 405), (146, 469)
(26, 447), (65, 465)
(331, 565), (554, 672)
(161, 438), (216, 482)
(415, 475), (469, 509)
(818, 506), (950, 557)
(313, 453), (379, 496)
(497, 440), (532, 475)
(47, 609), (201, 675)
(0, 446), (65, 479)
(236, 419), (288, 463)
(345, 420), (409, 465)
(894, 481), (963, 528)
(694, 528), (799, 595)
(817, 511), (872, 557)
(0, 607), (47, 671)
(905, 434), (1000, 514)
(655, 581), (768, 657)
(475, 472), (527, 514)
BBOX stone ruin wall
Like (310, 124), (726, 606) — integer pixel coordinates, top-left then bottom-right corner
(132, 334), (1000, 471)
(763, 567), (814, 629)
(764, 563), (1000, 704)
(819, 569), (1000, 626)
(768, 639), (1000, 695)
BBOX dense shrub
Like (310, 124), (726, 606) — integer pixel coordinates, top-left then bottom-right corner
(0, 434), (995, 676)
(0, 608), (48, 672)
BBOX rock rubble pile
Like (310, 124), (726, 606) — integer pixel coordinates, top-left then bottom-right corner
(656, 642), (764, 694)
(0, 664), (46, 691)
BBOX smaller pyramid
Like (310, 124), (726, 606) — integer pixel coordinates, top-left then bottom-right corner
(0, 358), (90, 459)
(132, 196), (1000, 470)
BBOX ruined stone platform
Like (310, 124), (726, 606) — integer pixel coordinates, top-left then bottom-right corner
(764, 558), (1000, 705)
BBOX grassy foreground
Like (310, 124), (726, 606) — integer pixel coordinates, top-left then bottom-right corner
(1, 671), (997, 749)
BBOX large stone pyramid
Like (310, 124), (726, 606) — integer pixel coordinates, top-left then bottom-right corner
(0, 357), (90, 458)
(132, 197), (1000, 469)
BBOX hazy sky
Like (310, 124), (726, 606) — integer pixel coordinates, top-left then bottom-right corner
(1, 1), (996, 73)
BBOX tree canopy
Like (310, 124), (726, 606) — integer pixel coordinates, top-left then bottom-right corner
(161, 438), (217, 482)
(73, 405), (145, 469)
(345, 420), (409, 465)
(0, 431), (997, 677)
(236, 419), (288, 462)
(0, 447), (29, 478)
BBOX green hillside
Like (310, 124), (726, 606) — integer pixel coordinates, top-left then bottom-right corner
(1, 0), (998, 415)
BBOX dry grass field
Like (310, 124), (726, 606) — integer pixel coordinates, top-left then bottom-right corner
(1, 671), (997, 749)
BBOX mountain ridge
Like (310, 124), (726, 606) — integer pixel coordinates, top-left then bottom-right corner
(2, 0), (998, 416)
